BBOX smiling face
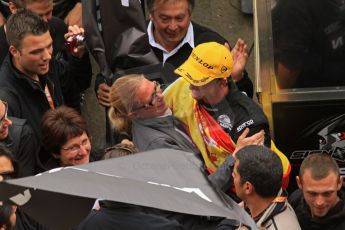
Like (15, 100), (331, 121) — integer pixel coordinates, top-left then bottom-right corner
(10, 31), (53, 80)
(150, 0), (191, 52)
(298, 169), (342, 218)
(130, 79), (168, 119)
(57, 132), (91, 167)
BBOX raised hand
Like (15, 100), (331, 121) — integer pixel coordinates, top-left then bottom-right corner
(64, 25), (86, 58)
(229, 38), (248, 82)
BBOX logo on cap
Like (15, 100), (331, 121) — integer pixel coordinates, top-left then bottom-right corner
(191, 52), (214, 70)
(221, 66), (228, 73)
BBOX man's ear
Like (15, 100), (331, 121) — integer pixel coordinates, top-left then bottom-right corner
(8, 2), (18, 14)
(244, 181), (253, 195)
(52, 153), (60, 159)
(9, 45), (19, 57)
(296, 176), (302, 189)
(220, 78), (228, 87)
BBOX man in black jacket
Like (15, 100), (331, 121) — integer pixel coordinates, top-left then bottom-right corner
(0, 10), (91, 142)
(289, 153), (345, 230)
(0, 0), (92, 111)
(0, 0), (68, 64)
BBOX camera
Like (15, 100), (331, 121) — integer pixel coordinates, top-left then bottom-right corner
(65, 34), (85, 53)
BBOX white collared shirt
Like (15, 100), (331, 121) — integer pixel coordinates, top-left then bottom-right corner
(147, 21), (195, 63)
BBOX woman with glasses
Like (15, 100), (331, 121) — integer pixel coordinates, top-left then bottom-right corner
(41, 106), (95, 170)
(108, 74), (198, 153)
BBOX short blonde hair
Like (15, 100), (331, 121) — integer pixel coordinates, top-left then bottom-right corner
(108, 74), (145, 136)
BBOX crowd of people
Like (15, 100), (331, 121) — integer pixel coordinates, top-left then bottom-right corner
(0, 0), (344, 230)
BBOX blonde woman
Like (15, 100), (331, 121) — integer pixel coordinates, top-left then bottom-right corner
(108, 74), (197, 153)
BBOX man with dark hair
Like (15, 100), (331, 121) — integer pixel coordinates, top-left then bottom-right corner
(235, 145), (283, 199)
(289, 153), (345, 229)
(232, 145), (300, 229)
(0, 10), (91, 144)
(0, 0), (67, 64)
(0, 0), (92, 111)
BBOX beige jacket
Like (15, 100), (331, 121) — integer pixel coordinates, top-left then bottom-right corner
(257, 199), (301, 230)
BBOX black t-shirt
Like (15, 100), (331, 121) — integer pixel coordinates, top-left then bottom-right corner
(273, 0), (345, 88)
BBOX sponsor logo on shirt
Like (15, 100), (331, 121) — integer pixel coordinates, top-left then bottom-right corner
(218, 114), (232, 130)
(236, 119), (254, 132)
